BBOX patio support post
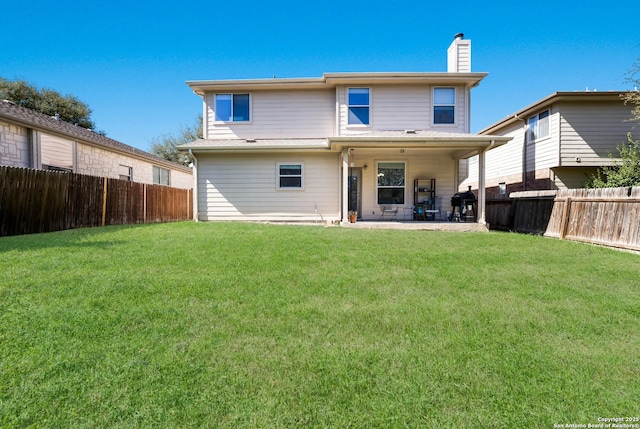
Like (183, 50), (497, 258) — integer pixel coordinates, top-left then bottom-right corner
(342, 149), (349, 223)
(477, 140), (492, 224)
(189, 149), (198, 221)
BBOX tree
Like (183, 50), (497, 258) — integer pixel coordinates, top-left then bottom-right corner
(0, 77), (96, 129)
(149, 116), (202, 166)
(621, 57), (640, 123)
(586, 133), (640, 188)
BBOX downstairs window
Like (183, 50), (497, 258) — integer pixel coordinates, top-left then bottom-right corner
(277, 163), (304, 190)
(377, 161), (405, 204)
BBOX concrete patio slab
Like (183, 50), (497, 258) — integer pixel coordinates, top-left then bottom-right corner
(342, 221), (489, 232)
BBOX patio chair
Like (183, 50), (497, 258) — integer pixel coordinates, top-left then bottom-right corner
(434, 196), (444, 220)
(379, 206), (398, 221)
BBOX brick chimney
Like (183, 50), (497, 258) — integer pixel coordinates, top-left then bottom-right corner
(447, 33), (471, 73)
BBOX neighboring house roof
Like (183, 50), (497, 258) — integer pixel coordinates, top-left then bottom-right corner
(0, 99), (191, 172)
(187, 72), (489, 94)
(478, 91), (628, 135)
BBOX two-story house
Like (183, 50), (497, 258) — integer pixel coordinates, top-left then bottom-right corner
(459, 91), (637, 197)
(179, 35), (510, 224)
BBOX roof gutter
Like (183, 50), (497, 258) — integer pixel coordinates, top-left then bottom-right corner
(186, 72), (489, 94)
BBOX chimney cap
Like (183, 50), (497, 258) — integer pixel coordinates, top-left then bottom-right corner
(454, 33), (464, 40)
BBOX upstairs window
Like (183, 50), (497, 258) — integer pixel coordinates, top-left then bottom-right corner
(277, 163), (304, 190)
(433, 87), (455, 124)
(215, 93), (250, 122)
(153, 166), (170, 186)
(527, 110), (550, 142)
(348, 88), (370, 125)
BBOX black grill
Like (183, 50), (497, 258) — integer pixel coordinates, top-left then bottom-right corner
(450, 186), (477, 221)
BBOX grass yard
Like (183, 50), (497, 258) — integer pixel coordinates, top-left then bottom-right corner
(1, 222), (639, 428)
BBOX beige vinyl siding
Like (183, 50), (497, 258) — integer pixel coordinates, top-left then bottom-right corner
(447, 39), (471, 73)
(337, 85), (467, 135)
(338, 85), (430, 134)
(460, 122), (524, 190)
(552, 167), (599, 189)
(197, 153), (340, 221)
(204, 89), (335, 140)
(559, 100), (634, 166)
(453, 86), (467, 132)
(487, 123), (525, 179)
(372, 86), (431, 130)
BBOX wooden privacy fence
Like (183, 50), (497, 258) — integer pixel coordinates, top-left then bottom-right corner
(544, 187), (640, 252)
(0, 166), (192, 237)
(485, 197), (514, 231)
(486, 191), (557, 234)
(486, 187), (640, 251)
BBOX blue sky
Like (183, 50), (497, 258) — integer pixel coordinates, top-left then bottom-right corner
(2, 0), (639, 151)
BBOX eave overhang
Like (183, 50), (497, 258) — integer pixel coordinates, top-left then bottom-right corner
(178, 134), (511, 155)
(187, 72), (488, 95)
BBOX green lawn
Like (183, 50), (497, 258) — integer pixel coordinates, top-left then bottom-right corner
(1, 222), (639, 428)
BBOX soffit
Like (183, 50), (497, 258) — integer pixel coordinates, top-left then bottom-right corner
(186, 72), (488, 94)
(179, 133), (510, 154)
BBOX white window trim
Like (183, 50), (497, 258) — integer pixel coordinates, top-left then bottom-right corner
(276, 162), (305, 191)
(376, 160), (406, 205)
(119, 165), (132, 182)
(527, 109), (550, 143)
(213, 93), (252, 124)
(433, 87), (456, 126)
(346, 87), (372, 127)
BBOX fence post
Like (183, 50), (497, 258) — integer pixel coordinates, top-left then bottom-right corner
(143, 184), (147, 224)
(560, 197), (571, 240)
(101, 177), (108, 226)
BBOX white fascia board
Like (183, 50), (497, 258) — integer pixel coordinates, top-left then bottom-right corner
(324, 72), (488, 88)
(186, 72), (489, 95)
(328, 135), (511, 151)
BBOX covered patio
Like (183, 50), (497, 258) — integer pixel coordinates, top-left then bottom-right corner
(330, 131), (511, 225)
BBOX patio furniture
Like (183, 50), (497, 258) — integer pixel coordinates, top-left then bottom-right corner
(379, 206), (398, 220)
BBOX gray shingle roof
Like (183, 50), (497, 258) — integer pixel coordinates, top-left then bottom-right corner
(0, 99), (191, 172)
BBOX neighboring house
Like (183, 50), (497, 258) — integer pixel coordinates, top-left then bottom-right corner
(0, 100), (193, 189)
(460, 91), (637, 197)
(179, 34), (510, 224)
